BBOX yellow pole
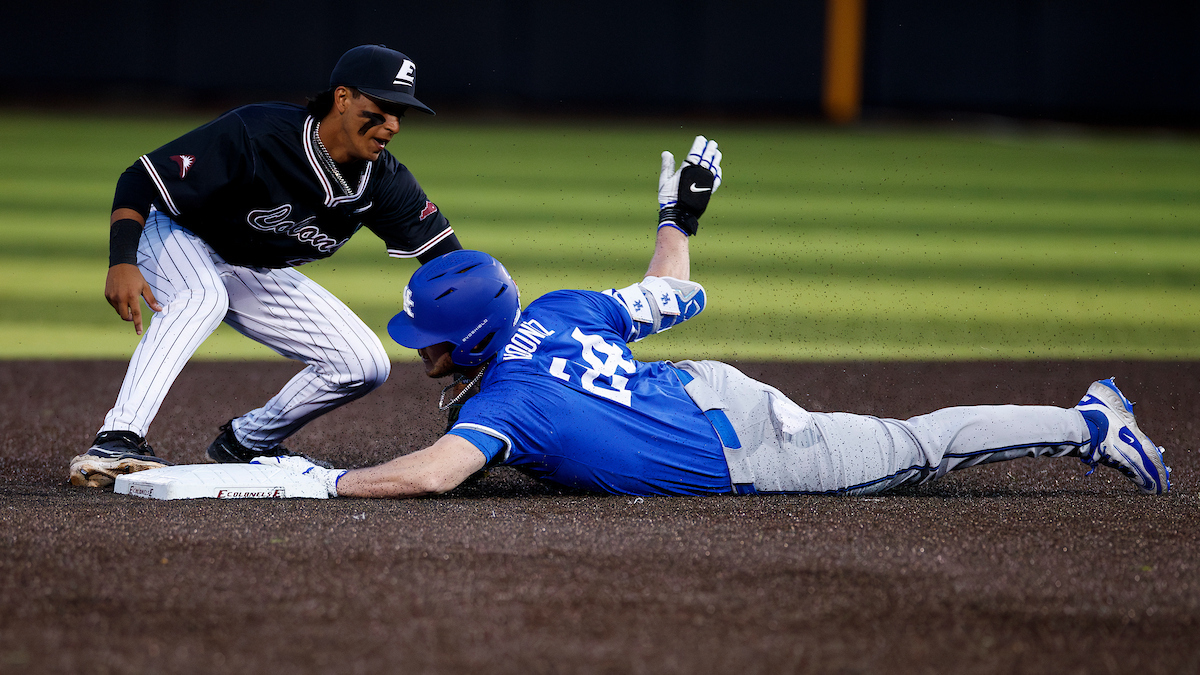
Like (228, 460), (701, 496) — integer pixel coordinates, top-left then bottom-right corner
(823, 0), (866, 124)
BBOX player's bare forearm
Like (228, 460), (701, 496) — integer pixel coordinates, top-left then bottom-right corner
(335, 434), (486, 498)
(649, 136), (719, 280)
(645, 224), (690, 280)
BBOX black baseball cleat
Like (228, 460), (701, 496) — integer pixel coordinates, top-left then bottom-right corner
(69, 431), (173, 488)
(206, 420), (331, 467)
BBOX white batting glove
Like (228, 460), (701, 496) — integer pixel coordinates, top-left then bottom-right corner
(251, 455), (347, 498)
(658, 136), (722, 236)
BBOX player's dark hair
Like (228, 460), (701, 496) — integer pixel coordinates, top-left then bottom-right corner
(308, 87), (409, 121)
(306, 87), (368, 118)
(306, 89), (335, 118)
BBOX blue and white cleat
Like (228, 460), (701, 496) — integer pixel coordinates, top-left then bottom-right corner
(1075, 378), (1170, 495)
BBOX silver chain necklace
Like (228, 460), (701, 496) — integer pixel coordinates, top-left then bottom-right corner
(438, 366), (488, 411)
(312, 121), (354, 196)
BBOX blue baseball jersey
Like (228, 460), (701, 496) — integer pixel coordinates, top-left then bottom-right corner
(448, 289), (732, 495)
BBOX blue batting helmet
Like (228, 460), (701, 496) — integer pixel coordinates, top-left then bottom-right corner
(387, 250), (521, 367)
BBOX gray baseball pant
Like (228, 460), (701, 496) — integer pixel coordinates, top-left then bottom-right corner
(674, 360), (1090, 495)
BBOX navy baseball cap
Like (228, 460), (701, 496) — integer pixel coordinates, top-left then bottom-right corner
(330, 44), (435, 116)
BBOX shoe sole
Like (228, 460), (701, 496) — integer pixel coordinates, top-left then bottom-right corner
(1086, 379), (1171, 495)
(69, 453), (170, 488)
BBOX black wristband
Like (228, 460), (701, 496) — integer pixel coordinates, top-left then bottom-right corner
(658, 206), (699, 236)
(109, 218), (142, 267)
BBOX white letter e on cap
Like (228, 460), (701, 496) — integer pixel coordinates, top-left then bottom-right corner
(393, 60), (416, 87)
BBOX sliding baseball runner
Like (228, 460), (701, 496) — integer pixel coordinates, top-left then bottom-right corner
(70, 44), (462, 488)
(115, 135), (1170, 500)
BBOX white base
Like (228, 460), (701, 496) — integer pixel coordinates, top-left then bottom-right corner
(114, 463), (329, 500)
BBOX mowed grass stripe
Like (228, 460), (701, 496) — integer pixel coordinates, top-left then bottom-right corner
(1, 111), (1198, 359)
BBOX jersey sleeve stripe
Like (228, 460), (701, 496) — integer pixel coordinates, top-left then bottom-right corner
(386, 225), (455, 258)
(138, 155), (181, 217)
(451, 423), (514, 462)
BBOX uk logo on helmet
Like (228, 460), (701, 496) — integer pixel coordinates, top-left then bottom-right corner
(403, 286), (415, 318)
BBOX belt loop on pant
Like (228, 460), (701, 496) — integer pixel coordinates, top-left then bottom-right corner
(671, 364), (752, 494)
(672, 366), (741, 449)
(703, 409), (742, 450)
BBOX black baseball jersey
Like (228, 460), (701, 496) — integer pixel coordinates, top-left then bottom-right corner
(120, 103), (454, 268)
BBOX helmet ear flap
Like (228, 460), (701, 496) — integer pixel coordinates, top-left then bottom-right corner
(468, 332), (495, 356)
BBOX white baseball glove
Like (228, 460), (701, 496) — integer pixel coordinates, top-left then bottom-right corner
(658, 135), (723, 235)
(251, 455), (346, 498)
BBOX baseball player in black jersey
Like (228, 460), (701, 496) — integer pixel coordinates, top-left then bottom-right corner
(70, 45), (462, 487)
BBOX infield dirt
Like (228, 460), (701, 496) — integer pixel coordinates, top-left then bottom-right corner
(1, 359), (1197, 674)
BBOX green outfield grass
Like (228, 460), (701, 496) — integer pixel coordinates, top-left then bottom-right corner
(1, 110), (1198, 361)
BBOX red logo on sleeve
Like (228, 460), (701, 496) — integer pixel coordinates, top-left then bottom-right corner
(170, 155), (196, 179)
(419, 200), (438, 221)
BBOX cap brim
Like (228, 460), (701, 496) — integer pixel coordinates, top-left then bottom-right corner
(358, 87), (436, 115)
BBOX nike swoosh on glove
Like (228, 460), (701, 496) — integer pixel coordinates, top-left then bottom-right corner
(658, 136), (722, 236)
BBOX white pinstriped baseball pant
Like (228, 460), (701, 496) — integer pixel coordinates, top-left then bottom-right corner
(100, 212), (390, 450)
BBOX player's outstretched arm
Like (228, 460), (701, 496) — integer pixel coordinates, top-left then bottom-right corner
(105, 208), (162, 335)
(603, 137), (721, 342)
(648, 136), (722, 279)
(335, 434), (486, 498)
